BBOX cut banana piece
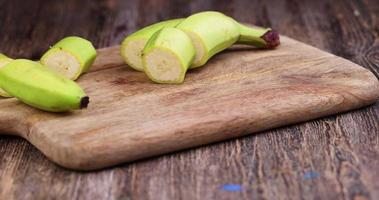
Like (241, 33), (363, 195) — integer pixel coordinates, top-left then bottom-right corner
(121, 18), (184, 71)
(0, 54), (13, 97)
(176, 11), (280, 68)
(176, 11), (241, 68)
(41, 36), (97, 80)
(142, 28), (195, 84)
(0, 59), (89, 112)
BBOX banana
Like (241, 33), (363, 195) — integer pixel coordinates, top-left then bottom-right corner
(142, 28), (195, 84)
(0, 59), (89, 112)
(120, 18), (184, 71)
(176, 11), (280, 68)
(40, 36), (97, 80)
(0, 54), (13, 97)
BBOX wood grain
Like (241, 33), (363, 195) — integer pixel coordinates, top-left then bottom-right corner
(0, 0), (379, 199)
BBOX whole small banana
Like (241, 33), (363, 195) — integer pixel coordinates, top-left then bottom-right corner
(41, 36), (97, 80)
(0, 59), (89, 112)
(0, 54), (13, 97)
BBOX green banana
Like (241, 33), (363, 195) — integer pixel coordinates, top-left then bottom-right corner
(143, 28), (195, 84)
(121, 18), (184, 72)
(176, 11), (280, 68)
(0, 54), (13, 97)
(0, 59), (89, 112)
(40, 36), (97, 80)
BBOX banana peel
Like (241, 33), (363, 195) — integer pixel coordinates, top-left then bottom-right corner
(0, 54), (13, 97)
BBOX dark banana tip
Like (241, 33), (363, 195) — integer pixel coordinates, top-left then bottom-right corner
(261, 30), (280, 48)
(80, 96), (90, 109)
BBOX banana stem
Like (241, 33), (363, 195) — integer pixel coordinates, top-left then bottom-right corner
(80, 96), (90, 109)
(237, 24), (280, 48)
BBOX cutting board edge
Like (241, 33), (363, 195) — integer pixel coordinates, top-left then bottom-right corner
(30, 97), (378, 171)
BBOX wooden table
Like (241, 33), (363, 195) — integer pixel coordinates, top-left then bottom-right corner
(0, 0), (378, 199)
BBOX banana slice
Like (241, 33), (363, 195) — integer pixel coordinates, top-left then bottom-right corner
(41, 36), (97, 80)
(121, 18), (184, 71)
(0, 54), (13, 97)
(0, 59), (89, 112)
(142, 28), (195, 84)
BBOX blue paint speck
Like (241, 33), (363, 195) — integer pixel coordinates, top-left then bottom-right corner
(303, 171), (320, 180)
(220, 184), (243, 191)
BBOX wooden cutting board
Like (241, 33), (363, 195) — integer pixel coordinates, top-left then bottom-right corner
(0, 36), (378, 170)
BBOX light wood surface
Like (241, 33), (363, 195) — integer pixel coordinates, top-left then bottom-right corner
(0, 36), (378, 170)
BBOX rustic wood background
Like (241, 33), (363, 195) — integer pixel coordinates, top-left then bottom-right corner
(0, 0), (378, 199)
